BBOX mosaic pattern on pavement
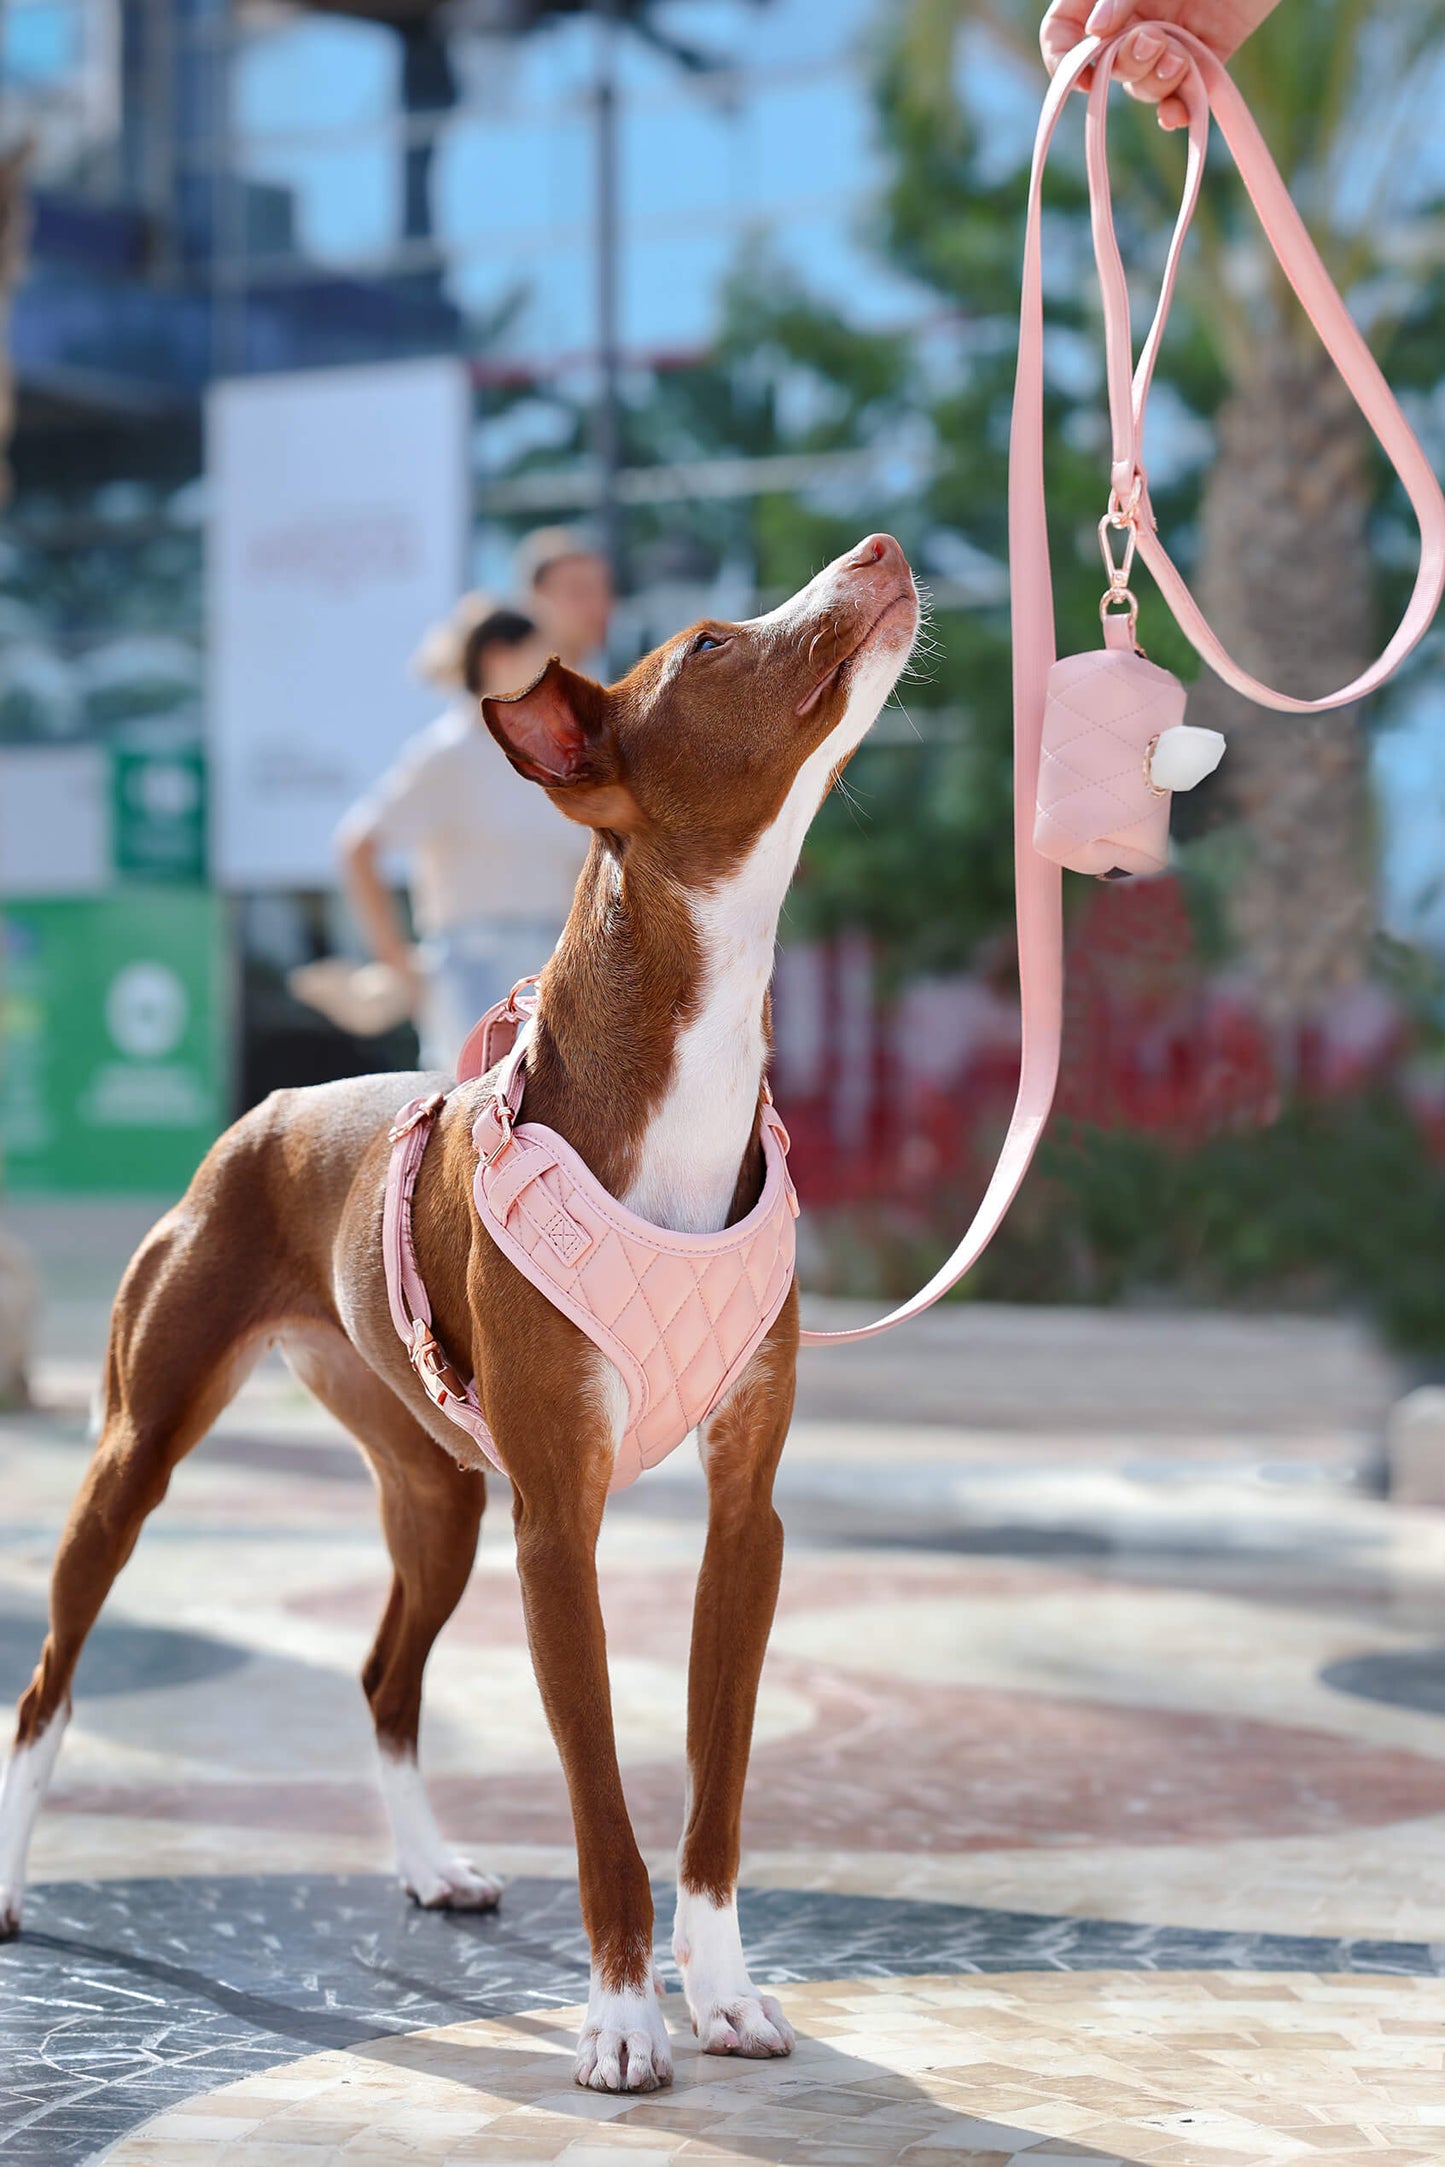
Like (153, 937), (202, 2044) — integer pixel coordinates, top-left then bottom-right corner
(101, 1971), (1445, 2167)
(8, 1873), (1445, 2165)
(2, 1263), (1443, 2165)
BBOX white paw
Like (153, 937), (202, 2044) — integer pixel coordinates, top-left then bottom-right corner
(692, 1989), (795, 2058)
(0, 1883), (21, 1940)
(574, 1981), (674, 2093)
(377, 1752), (501, 1911)
(401, 1854), (503, 1911)
(673, 1886), (795, 2061)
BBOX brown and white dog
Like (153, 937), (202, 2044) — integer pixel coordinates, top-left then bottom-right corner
(0, 534), (919, 2092)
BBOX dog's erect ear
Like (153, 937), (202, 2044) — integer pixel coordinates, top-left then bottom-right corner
(482, 658), (614, 790)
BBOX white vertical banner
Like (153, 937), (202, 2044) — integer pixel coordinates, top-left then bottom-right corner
(208, 359), (469, 887)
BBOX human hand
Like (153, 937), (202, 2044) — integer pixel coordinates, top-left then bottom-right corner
(1040, 0), (1282, 129)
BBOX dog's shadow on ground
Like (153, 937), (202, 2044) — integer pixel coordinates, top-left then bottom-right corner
(347, 1989), (1136, 2166)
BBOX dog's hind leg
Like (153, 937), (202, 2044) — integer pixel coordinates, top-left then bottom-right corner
(280, 1328), (496, 1911)
(0, 1198), (287, 1938)
(672, 1304), (797, 2061)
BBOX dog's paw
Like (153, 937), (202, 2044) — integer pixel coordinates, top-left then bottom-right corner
(378, 1752), (501, 1912)
(401, 1855), (502, 1911)
(691, 1990), (794, 2059)
(573, 1983), (674, 2093)
(0, 1884), (22, 1941)
(673, 1887), (794, 2061)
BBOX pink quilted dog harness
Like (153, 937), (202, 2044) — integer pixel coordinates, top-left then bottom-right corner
(382, 985), (797, 1491)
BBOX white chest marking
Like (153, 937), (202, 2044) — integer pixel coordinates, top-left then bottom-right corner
(619, 874), (774, 1235)
(622, 638), (902, 1237)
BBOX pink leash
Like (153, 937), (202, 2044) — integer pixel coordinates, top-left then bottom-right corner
(799, 23), (1445, 1349)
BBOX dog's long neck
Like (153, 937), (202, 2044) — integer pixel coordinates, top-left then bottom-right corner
(528, 815), (804, 1235)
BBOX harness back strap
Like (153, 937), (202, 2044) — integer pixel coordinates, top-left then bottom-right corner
(382, 1090), (506, 1473)
(799, 24), (1445, 1348)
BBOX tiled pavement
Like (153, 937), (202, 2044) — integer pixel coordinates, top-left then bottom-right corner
(3, 1200), (1444, 2164)
(94, 1973), (1445, 2167)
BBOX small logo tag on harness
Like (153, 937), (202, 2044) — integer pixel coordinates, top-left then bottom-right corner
(541, 1208), (591, 1268)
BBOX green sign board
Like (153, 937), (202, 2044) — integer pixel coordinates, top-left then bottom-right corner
(112, 748), (207, 883)
(1, 890), (229, 1194)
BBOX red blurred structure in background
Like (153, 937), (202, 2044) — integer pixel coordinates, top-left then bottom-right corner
(773, 875), (1442, 1228)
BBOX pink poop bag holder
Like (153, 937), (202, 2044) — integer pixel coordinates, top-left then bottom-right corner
(796, 21), (1445, 1350)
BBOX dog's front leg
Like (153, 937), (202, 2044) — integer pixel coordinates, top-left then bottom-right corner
(673, 1299), (797, 2060)
(500, 1352), (672, 2095)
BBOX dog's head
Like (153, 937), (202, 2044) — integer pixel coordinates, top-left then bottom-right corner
(481, 534), (919, 883)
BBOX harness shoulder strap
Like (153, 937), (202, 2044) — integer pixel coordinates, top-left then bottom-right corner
(455, 974), (542, 1086)
(799, 26), (1445, 1349)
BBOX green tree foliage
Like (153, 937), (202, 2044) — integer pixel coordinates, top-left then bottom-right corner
(987, 1094), (1445, 1356)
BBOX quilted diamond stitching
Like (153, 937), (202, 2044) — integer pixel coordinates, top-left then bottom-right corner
(478, 1118), (797, 1474)
(642, 1247), (735, 1361)
(541, 1209), (589, 1266)
(1039, 663), (1182, 824)
(637, 1254), (738, 1431)
(1039, 729), (1154, 822)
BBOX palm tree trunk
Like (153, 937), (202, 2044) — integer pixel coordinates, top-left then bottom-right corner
(1184, 345), (1377, 1024)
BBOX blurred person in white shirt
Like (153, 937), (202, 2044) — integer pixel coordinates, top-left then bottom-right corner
(336, 601), (588, 1072)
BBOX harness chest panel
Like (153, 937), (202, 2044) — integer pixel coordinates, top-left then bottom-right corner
(383, 994), (798, 1493)
(473, 1096), (797, 1491)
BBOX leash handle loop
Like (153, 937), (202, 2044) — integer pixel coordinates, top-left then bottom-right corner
(1083, 25), (1445, 713)
(799, 26), (1445, 1349)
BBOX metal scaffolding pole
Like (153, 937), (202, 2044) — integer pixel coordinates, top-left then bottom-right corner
(593, 0), (624, 596)
(208, 0), (244, 379)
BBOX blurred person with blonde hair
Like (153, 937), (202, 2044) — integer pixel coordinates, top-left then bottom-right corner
(330, 597), (587, 1072)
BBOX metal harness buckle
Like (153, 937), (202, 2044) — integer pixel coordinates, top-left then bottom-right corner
(389, 1090), (446, 1145)
(478, 1092), (514, 1171)
(408, 1318), (467, 1410)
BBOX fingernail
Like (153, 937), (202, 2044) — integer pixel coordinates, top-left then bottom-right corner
(1132, 28), (1163, 61)
(1085, 0), (1122, 27)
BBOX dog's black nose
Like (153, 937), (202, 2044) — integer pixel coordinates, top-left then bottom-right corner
(1100, 867), (1132, 881)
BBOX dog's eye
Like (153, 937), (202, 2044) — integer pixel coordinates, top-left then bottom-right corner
(691, 631), (727, 655)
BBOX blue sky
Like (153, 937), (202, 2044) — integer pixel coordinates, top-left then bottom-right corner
(234, 0), (932, 363)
